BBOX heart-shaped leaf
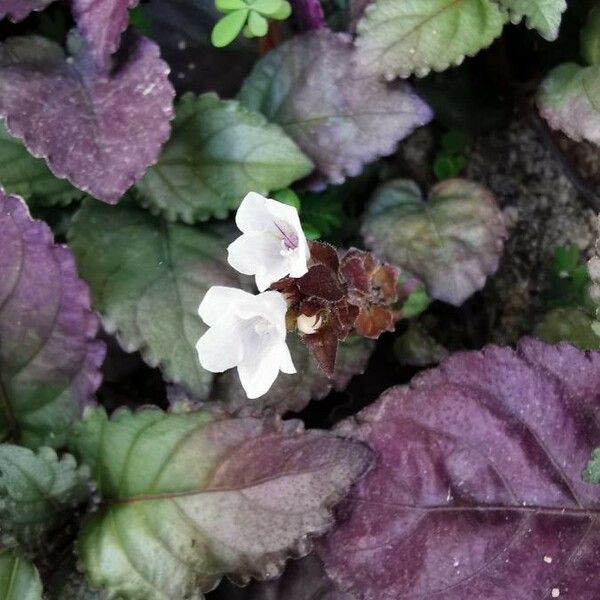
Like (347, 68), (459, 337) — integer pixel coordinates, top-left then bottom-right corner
(71, 0), (139, 69)
(214, 555), (357, 599)
(0, 121), (82, 207)
(354, 0), (507, 79)
(213, 335), (375, 415)
(318, 338), (600, 599)
(538, 63), (600, 146)
(136, 93), (313, 223)
(0, 191), (104, 448)
(68, 199), (249, 398)
(0, 549), (42, 600)
(239, 29), (432, 186)
(69, 407), (372, 600)
(0, 445), (90, 548)
(0, 0), (54, 22)
(498, 0), (567, 41)
(361, 179), (506, 306)
(0, 35), (175, 204)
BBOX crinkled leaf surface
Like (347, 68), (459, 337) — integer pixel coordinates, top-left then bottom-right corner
(0, 549), (42, 600)
(239, 29), (432, 186)
(214, 555), (357, 599)
(0, 121), (82, 207)
(361, 179), (506, 306)
(71, 0), (139, 69)
(538, 63), (600, 146)
(354, 0), (507, 79)
(0, 0), (53, 22)
(318, 338), (600, 600)
(498, 0), (566, 41)
(136, 93), (312, 223)
(68, 199), (249, 398)
(0, 192), (104, 448)
(70, 407), (372, 600)
(213, 336), (375, 415)
(0, 35), (174, 204)
(0, 445), (90, 547)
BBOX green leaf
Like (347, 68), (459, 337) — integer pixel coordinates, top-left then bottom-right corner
(0, 445), (90, 548)
(212, 9), (249, 47)
(251, 0), (282, 15)
(394, 322), (448, 367)
(538, 62), (600, 146)
(361, 179), (506, 306)
(0, 549), (42, 600)
(70, 407), (371, 600)
(247, 10), (269, 36)
(534, 306), (600, 350)
(553, 244), (581, 274)
(272, 188), (301, 211)
(581, 6), (600, 66)
(355, 0), (507, 79)
(271, 0), (291, 20)
(584, 447), (600, 484)
(498, 0), (567, 41)
(136, 93), (312, 223)
(214, 335), (375, 415)
(0, 121), (82, 207)
(68, 199), (248, 399)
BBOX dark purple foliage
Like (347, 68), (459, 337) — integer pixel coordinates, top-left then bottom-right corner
(291, 0), (325, 32)
(0, 191), (104, 445)
(71, 0), (139, 69)
(319, 338), (600, 599)
(0, 0), (54, 22)
(0, 35), (175, 203)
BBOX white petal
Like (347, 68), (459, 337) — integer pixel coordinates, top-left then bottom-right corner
(287, 248), (309, 278)
(237, 345), (281, 399)
(235, 192), (273, 233)
(279, 342), (296, 374)
(255, 259), (292, 292)
(196, 314), (244, 372)
(227, 233), (281, 283)
(198, 286), (253, 326)
(235, 291), (288, 336)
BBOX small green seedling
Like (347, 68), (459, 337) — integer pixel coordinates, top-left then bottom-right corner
(212, 0), (292, 48)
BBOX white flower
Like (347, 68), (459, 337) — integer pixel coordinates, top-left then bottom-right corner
(196, 286), (295, 399)
(227, 192), (310, 291)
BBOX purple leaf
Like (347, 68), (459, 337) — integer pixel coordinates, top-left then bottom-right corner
(239, 29), (432, 186)
(71, 0), (139, 69)
(291, 0), (325, 32)
(318, 338), (600, 600)
(0, 191), (104, 448)
(0, 0), (54, 22)
(0, 35), (175, 204)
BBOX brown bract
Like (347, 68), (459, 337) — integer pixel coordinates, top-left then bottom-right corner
(273, 242), (405, 377)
